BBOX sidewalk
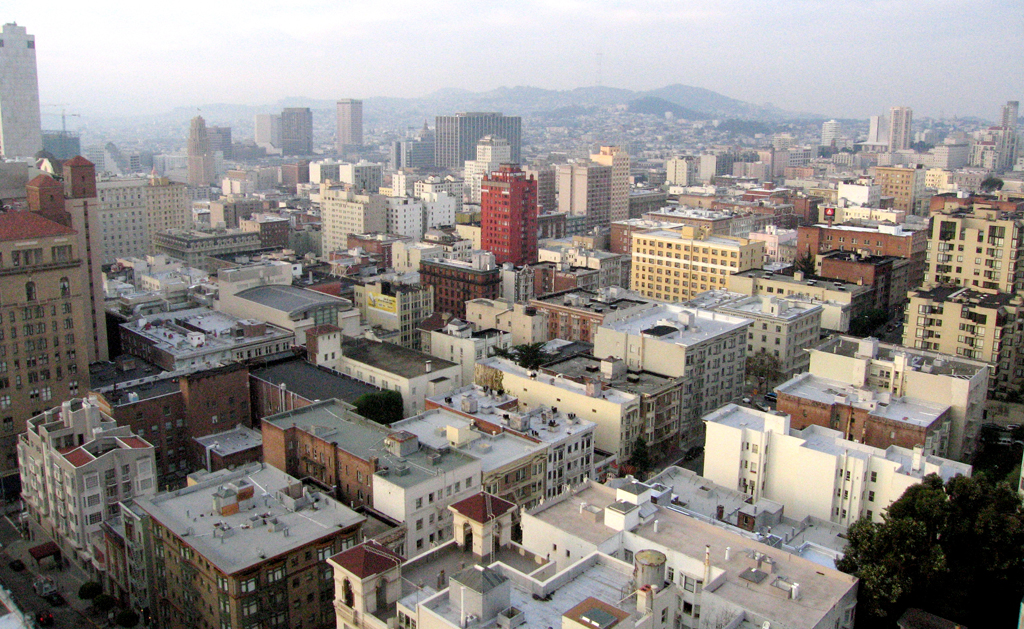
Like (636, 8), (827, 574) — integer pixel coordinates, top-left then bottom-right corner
(0, 512), (95, 619)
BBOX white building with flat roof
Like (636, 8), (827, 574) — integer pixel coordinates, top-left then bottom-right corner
(703, 404), (970, 526)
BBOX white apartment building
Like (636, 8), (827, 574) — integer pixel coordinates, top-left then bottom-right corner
(836, 181), (881, 207)
(538, 243), (629, 288)
(465, 298), (549, 345)
(421, 191), (457, 230)
(709, 294), (822, 376)
(385, 196), (424, 240)
(421, 319), (511, 385)
(415, 175), (464, 213)
(19, 398), (156, 572)
(427, 385), (598, 497)
(808, 336), (989, 462)
(463, 135), (511, 203)
(703, 404), (971, 526)
(391, 240), (444, 273)
(593, 303), (750, 417)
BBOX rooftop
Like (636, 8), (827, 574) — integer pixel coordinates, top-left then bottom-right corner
(634, 228), (747, 248)
(814, 336), (988, 378)
(133, 463), (365, 575)
(0, 210), (76, 241)
(478, 357), (637, 406)
(340, 337), (457, 380)
(733, 268), (874, 296)
(264, 400), (479, 489)
(715, 295), (823, 321)
(542, 355), (680, 396)
(250, 356), (379, 404)
(123, 307), (294, 360)
(233, 284), (348, 317)
(912, 285), (1021, 308)
(598, 303), (750, 346)
(533, 288), (651, 314)
(774, 374), (949, 428)
(193, 425), (263, 457)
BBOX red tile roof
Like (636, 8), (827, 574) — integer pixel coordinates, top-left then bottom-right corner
(117, 436), (151, 449)
(0, 211), (76, 241)
(63, 156), (94, 167)
(62, 448), (95, 467)
(449, 493), (516, 524)
(329, 540), (403, 578)
(27, 174), (61, 188)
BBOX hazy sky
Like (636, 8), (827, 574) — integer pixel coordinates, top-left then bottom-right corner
(13, 0), (1023, 120)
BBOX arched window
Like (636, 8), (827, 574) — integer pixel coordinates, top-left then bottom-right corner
(59, 277), (70, 298)
(25, 282), (36, 302)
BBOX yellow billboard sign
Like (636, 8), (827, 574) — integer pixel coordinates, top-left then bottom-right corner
(367, 292), (398, 314)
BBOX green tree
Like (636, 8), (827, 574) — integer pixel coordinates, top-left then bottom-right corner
(629, 436), (651, 474)
(93, 594), (117, 615)
(849, 308), (889, 337)
(492, 342), (554, 370)
(78, 581), (102, 601)
(115, 610), (140, 628)
(353, 390), (404, 425)
(837, 473), (1024, 627)
(794, 251), (816, 276)
(980, 177), (1004, 192)
(746, 352), (783, 394)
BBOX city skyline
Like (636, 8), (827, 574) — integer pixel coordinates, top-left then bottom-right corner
(8, 0), (1022, 121)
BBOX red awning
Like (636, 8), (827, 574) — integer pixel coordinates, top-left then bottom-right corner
(28, 542), (60, 562)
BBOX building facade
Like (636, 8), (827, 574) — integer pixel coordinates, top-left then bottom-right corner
(481, 164), (538, 266)
(336, 99), (363, 151)
(420, 252), (501, 320)
(434, 112), (522, 169)
(0, 23), (42, 158)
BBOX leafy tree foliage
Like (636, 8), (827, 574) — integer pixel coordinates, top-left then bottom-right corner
(115, 610), (140, 628)
(93, 594), (117, 614)
(629, 437), (651, 474)
(794, 251), (816, 276)
(353, 390), (404, 425)
(980, 177), (1004, 192)
(746, 352), (783, 392)
(78, 581), (102, 601)
(492, 342), (554, 370)
(837, 473), (1024, 627)
(849, 308), (889, 337)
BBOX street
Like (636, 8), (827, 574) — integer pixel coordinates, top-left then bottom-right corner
(0, 509), (101, 628)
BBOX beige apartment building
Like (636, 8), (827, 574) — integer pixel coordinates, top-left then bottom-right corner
(728, 269), (873, 333)
(806, 336), (989, 462)
(631, 226), (763, 302)
(590, 146), (630, 222)
(927, 205), (1024, 293)
(352, 279), (434, 350)
(874, 164), (926, 214)
(903, 285), (1022, 399)
(320, 183), (386, 255)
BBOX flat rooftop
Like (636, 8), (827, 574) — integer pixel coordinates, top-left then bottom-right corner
(530, 483), (858, 629)
(814, 336), (988, 378)
(193, 425), (262, 456)
(533, 289), (650, 314)
(598, 303), (750, 346)
(777, 375), (949, 428)
(123, 307), (294, 359)
(250, 357), (379, 404)
(542, 355), (679, 396)
(912, 285), (1020, 308)
(716, 295), (823, 321)
(264, 400), (478, 489)
(341, 337), (457, 380)
(133, 464), (365, 575)
(477, 357), (637, 406)
(732, 268), (874, 296)
(635, 228), (746, 248)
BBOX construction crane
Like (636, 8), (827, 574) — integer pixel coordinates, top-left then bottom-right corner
(42, 103), (81, 134)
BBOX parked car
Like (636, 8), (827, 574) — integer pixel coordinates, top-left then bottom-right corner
(764, 391), (778, 402)
(7, 559), (24, 572)
(35, 610), (53, 627)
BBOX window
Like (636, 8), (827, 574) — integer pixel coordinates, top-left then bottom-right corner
(24, 282), (35, 302)
(240, 577), (257, 593)
(868, 491), (875, 502)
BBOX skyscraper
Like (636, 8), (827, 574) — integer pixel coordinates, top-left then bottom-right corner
(336, 99), (363, 151)
(1002, 100), (1019, 129)
(434, 112), (521, 169)
(481, 164), (538, 266)
(0, 23), (42, 158)
(254, 113), (281, 152)
(280, 107), (313, 155)
(821, 120), (841, 147)
(556, 161), (612, 230)
(186, 115), (215, 187)
(888, 106), (913, 152)
(591, 146), (630, 222)
(463, 135), (512, 203)
(207, 125), (232, 159)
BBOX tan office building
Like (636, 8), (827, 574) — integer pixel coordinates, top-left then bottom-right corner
(631, 226), (763, 301)
(927, 205), (1024, 293)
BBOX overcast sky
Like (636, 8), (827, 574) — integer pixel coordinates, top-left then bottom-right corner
(13, 0), (1023, 121)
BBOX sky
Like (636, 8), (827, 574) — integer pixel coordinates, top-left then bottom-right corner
(12, 0), (1024, 121)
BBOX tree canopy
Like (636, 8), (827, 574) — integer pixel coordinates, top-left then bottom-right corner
(353, 390), (404, 425)
(794, 251), (816, 276)
(746, 352), (783, 391)
(492, 342), (554, 370)
(628, 436), (651, 474)
(837, 473), (1024, 627)
(980, 177), (1004, 192)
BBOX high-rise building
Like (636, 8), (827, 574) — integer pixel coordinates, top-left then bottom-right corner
(481, 164), (538, 266)
(524, 163), (556, 213)
(61, 157), (109, 362)
(434, 112), (521, 169)
(3, 180), (93, 478)
(665, 156), (699, 186)
(873, 164), (927, 215)
(821, 119), (841, 147)
(0, 23), (42, 158)
(336, 99), (363, 151)
(591, 146), (630, 223)
(1002, 100), (1019, 129)
(186, 115), (215, 187)
(926, 204), (1024, 293)
(254, 113), (281, 151)
(144, 175), (190, 252)
(319, 184), (387, 254)
(206, 125), (232, 159)
(555, 161), (612, 230)
(280, 107), (313, 155)
(463, 135), (512, 203)
(888, 106), (913, 152)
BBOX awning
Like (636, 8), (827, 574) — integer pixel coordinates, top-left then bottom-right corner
(28, 542), (60, 562)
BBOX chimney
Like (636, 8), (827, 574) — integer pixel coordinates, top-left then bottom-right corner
(703, 545), (711, 585)
(425, 360), (432, 373)
(724, 546), (731, 561)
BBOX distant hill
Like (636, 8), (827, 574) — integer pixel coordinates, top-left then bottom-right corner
(627, 96), (706, 120)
